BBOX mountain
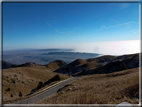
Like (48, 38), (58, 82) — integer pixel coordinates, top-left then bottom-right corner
(3, 49), (101, 65)
(2, 60), (66, 70)
(2, 60), (69, 103)
(54, 53), (139, 76)
(44, 60), (66, 71)
(2, 61), (17, 69)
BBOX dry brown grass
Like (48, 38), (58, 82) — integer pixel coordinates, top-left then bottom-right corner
(2, 67), (70, 103)
(37, 67), (139, 104)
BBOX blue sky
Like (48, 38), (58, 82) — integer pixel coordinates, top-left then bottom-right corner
(3, 3), (139, 51)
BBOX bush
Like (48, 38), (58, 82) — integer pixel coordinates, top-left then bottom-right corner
(12, 80), (15, 83)
(10, 94), (13, 97)
(5, 88), (10, 91)
(19, 92), (22, 97)
(37, 81), (45, 90)
(55, 75), (60, 81)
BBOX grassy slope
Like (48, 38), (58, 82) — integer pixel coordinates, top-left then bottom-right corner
(2, 66), (70, 102)
(37, 67), (139, 104)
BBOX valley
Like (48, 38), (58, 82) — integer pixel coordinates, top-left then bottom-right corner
(3, 49), (100, 65)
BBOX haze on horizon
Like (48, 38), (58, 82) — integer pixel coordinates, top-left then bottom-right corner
(3, 3), (140, 55)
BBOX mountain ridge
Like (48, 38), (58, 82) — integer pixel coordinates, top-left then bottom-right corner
(53, 53), (140, 76)
(2, 60), (67, 70)
(3, 53), (139, 75)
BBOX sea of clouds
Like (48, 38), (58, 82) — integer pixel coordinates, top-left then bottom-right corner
(59, 40), (140, 55)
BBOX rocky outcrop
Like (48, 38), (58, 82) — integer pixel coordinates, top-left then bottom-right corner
(17, 62), (38, 67)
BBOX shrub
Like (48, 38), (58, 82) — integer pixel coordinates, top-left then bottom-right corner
(10, 94), (13, 97)
(37, 81), (45, 90)
(53, 75), (61, 81)
(55, 75), (60, 81)
(12, 80), (15, 83)
(19, 92), (22, 97)
(5, 88), (10, 91)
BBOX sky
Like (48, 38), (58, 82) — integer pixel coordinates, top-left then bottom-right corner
(3, 2), (140, 55)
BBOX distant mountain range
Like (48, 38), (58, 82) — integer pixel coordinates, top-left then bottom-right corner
(3, 49), (101, 65)
(3, 53), (140, 76)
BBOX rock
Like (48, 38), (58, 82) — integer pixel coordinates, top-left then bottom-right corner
(73, 86), (76, 88)
(61, 91), (65, 94)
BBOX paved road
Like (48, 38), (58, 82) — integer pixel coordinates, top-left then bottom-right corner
(8, 77), (82, 104)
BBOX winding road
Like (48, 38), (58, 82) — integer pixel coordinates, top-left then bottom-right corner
(5, 77), (82, 104)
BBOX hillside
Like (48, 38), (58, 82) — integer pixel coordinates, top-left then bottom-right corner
(37, 67), (139, 104)
(2, 53), (140, 104)
(36, 53), (140, 104)
(3, 59), (66, 70)
(44, 60), (67, 71)
(2, 60), (69, 103)
(2, 61), (17, 69)
(54, 53), (139, 76)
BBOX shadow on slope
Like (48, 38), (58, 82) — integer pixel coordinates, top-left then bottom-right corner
(53, 53), (139, 76)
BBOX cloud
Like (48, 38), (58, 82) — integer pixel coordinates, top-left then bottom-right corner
(69, 40), (140, 55)
(120, 3), (129, 9)
(100, 22), (133, 29)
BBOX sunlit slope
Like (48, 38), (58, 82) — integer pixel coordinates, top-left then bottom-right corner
(2, 60), (69, 102)
(37, 67), (139, 104)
